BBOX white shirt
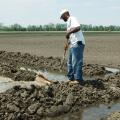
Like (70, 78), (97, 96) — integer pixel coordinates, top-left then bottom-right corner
(67, 16), (85, 47)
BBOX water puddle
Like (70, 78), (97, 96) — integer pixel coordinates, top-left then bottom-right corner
(0, 67), (70, 93)
(0, 66), (119, 93)
(20, 67), (68, 81)
(20, 67), (120, 81)
(0, 76), (36, 93)
(105, 67), (119, 73)
(82, 103), (120, 120)
(20, 67), (100, 81)
(47, 103), (120, 120)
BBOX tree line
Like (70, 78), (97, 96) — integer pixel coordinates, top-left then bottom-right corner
(0, 23), (120, 31)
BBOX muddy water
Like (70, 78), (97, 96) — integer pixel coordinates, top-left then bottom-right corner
(0, 77), (13, 93)
(20, 67), (68, 81)
(0, 67), (69, 93)
(105, 67), (120, 73)
(20, 66), (120, 81)
(0, 66), (119, 93)
(48, 103), (120, 120)
(0, 66), (119, 90)
(0, 76), (35, 93)
(20, 67), (100, 82)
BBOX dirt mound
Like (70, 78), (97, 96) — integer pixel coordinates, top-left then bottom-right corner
(83, 64), (107, 76)
(0, 62), (36, 81)
(102, 72), (120, 87)
(0, 51), (107, 77)
(0, 51), (62, 72)
(0, 76), (120, 119)
(0, 51), (120, 119)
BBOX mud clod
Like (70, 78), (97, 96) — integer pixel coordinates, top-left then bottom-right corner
(0, 51), (119, 119)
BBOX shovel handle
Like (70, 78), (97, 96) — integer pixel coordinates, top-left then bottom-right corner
(60, 49), (67, 70)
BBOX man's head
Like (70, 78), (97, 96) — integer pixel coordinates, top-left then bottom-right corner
(60, 9), (70, 22)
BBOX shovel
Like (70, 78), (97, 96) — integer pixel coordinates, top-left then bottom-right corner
(60, 44), (68, 71)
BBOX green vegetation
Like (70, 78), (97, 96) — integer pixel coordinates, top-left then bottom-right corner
(0, 23), (120, 31)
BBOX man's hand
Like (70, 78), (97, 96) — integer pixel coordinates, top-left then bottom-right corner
(66, 26), (80, 39)
(66, 30), (71, 39)
(66, 32), (70, 39)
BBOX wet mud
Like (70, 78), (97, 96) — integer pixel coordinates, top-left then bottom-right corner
(102, 112), (120, 120)
(0, 51), (107, 76)
(0, 51), (120, 120)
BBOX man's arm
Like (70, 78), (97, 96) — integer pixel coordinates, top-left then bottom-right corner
(66, 26), (80, 39)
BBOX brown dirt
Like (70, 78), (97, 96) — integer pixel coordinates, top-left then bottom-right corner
(0, 51), (119, 119)
(0, 72), (120, 119)
(0, 50), (108, 80)
(0, 32), (120, 119)
(0, 32), (120, 68)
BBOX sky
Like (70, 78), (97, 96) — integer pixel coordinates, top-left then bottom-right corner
(0, 0), (120, 26)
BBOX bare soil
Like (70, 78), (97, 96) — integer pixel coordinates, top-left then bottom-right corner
(0, 32), (120, 68)
(0, 32), (120, 119)
(0, 51), (119, 119)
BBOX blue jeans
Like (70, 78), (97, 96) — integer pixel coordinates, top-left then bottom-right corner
(67, 43), (84, 82)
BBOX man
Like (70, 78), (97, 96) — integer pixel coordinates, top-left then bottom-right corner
(60, 9), (85, 84)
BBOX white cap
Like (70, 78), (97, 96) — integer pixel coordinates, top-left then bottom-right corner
(60, 9), (69, 19)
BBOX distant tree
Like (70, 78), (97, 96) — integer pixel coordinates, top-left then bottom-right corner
(38, 25), (43, 31)
(0, 23), (120, 31)
(10, 24), (24, 31)
(48, 23), (56, 31)
(27, 25), (38, 31)
(99, 25), (104, 31)
(56, 24), (66, 31)
(109, 25), (115, 31)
